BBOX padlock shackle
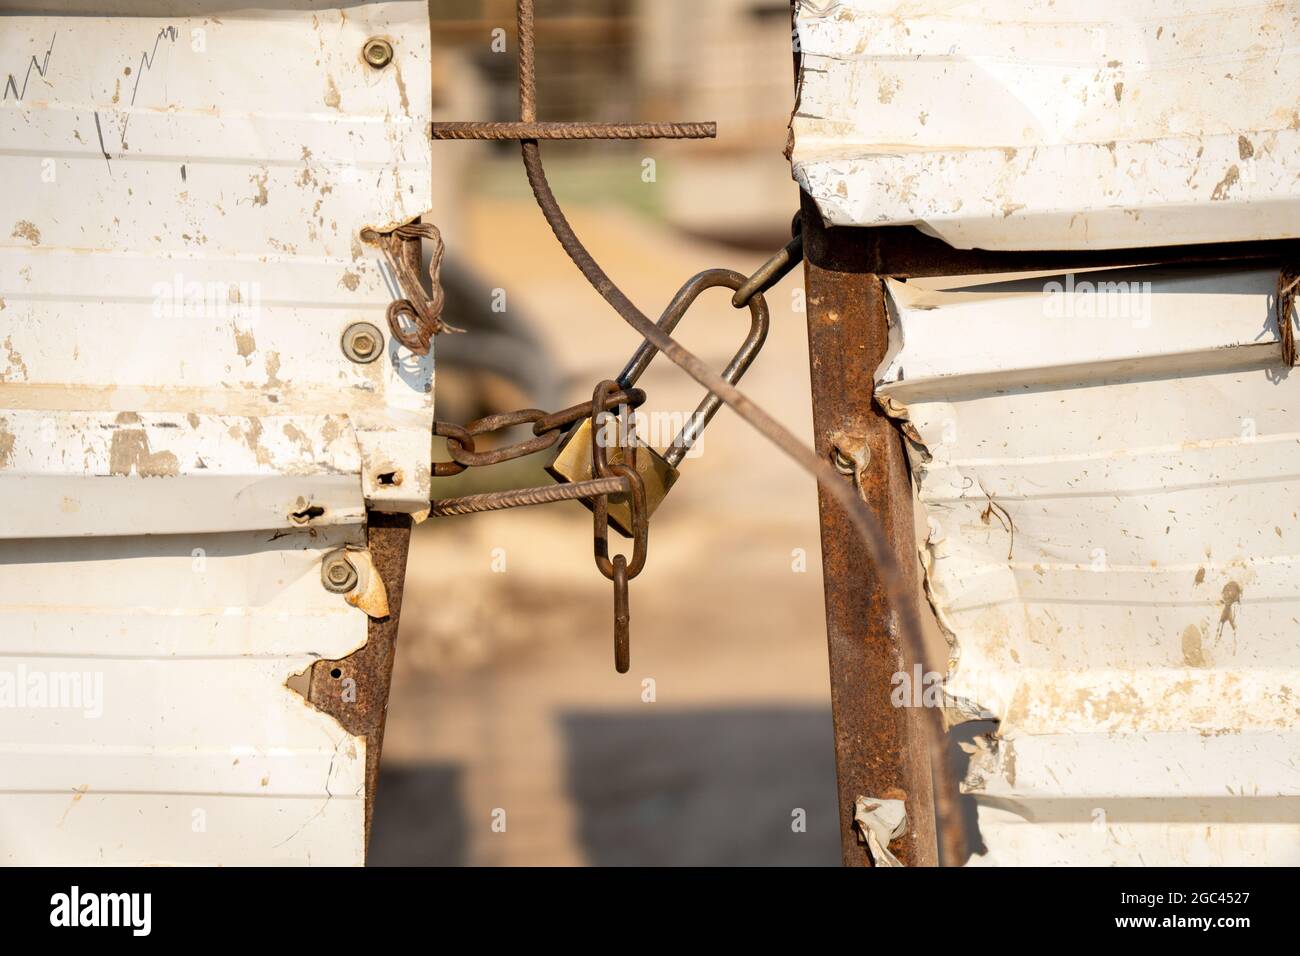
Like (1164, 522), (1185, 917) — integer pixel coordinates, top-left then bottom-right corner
(665, 294), (767, 465)
(615, 269), (770, 466)
(616, 269), (768, 390)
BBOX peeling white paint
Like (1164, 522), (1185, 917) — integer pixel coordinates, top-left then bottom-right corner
(792, 0), (1300, 249)
(878, 265), (1300, 865)
(854, 796), (908, 867)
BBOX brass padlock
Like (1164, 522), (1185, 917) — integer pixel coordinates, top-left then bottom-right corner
(547, 269), (770, 536)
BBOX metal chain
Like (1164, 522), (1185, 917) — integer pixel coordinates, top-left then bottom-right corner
(588, 380), (646, 674)
(429, 380), (650, 673)
(431, 387), (646, 476)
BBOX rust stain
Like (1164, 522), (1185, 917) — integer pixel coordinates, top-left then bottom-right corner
(323, 75), (341, 110)
(1181, 624), (1208, 667)
(57, 785), (89, 827)
(234, 326), (256, 359)
(1072, 684), (1144, 724)
(282, 422), (312, 455)
(393, 62), (410, 115)
(108, 412), (179, 477)
(3, 336), (28, 382)
(10, 220), (40, 245)
(1194, 566), (1206, 585)
(339, 271), (361, 291)
(249, 168), (269, 206)
(1238, 135), (1255, 160)
(320, 417), (343, 445)
(0, 415), (14, 468)
(1217, 581), (1243, 637)
(1210, 165), (1240, 201)
(238, 417), (273, 467)
(264, 351), (284, 389)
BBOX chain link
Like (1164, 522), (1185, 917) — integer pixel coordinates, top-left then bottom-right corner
(429, 378), (652, 672)
(431, 387), (646, 476)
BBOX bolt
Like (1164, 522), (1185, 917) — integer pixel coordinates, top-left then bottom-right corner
(321, 552), (358, 593)
(342, 322), (384, 364)
(362, 37), (393, 69)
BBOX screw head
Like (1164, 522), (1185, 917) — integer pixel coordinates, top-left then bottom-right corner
(321, 552), (359, 593)
(362, 37), (393, 69)
(342, 322), (384, 364)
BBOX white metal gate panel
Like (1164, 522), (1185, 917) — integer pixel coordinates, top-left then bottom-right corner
(0, 1), (433, 865)
(792, 0), (1300, 250)
(877, 266), (1300, 865)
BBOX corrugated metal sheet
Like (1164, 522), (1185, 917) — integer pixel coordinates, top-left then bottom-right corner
(792, 0), (1300, 250)
(877, 265), (1300, 864)
(0, 1), (432, 864)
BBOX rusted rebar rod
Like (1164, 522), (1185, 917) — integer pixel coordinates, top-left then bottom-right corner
(430, 121), (716, 141)
(430, 476), (627, 517)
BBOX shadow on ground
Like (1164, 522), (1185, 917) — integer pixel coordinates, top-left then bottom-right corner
(560, 707), (840, 866)
(368, 763), (469, 867)
(369, 707), (839, 866)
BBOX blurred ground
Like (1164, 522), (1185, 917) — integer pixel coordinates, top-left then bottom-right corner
(370, 151), (841, 865)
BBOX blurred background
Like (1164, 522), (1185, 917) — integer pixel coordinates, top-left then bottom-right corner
(369, 0), (838, 865)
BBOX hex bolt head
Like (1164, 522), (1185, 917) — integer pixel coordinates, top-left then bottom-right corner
(362, 37), (394, 69)
(342, 322), (384, 364)
(321, 552), (359, 593)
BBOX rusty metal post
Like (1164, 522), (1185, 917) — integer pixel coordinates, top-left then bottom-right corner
(307, 512), (412, 854)
(800, 192), (939, 866)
